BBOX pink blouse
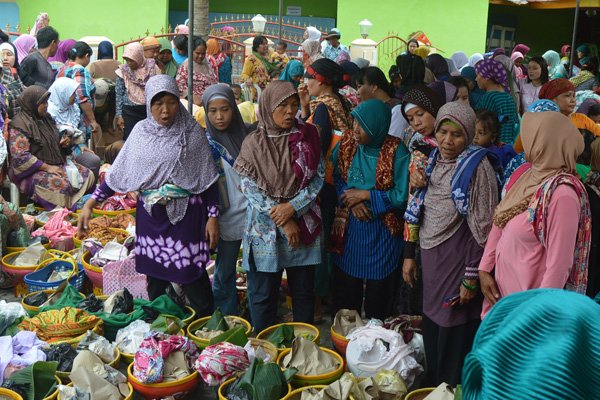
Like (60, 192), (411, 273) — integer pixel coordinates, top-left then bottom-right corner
(478, 184), (581, 318)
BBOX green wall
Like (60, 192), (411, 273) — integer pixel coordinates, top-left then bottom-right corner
(18, 0), (169, 45)
(488, 4), (575, 57)
(169, 0), (337, 18)
(337, 0), (490, 57)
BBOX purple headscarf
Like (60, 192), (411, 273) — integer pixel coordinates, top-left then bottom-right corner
(492, 48), (506, 58)
(13, 34), (36, 63)
(105, 74), (218, 224)
(48, 39), (76, 63)
(428, 81), (459, 104)
(474, 58), (510, 95)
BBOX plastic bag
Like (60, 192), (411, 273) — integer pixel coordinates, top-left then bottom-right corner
(0, 300), (28, 335)
(28, 235), (50, 246)
(43, 342), (79, 372)
(103, 288), (133, 315)
(8, 227), (30, 247)
(373, 370), (408, 400)
(77, 330), (116, 363)
(142, 306), (161, 323)
(24, 204), (40, 216)
(77, 294), (104, 313)
(83, 240), (104, 259)
(1, 381), (30, 400)
(57, 384), (91, 400)
(114, 320), (151, 354)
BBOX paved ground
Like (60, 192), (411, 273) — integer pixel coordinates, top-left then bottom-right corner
(1, 287), (335, 400)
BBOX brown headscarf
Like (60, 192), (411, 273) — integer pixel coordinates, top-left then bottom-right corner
(8, 86), (66, 166)
(493, 111), (584, 228)
(234, 80), (301, 200)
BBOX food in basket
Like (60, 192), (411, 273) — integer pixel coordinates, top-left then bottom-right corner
(81, 227), (128, 245)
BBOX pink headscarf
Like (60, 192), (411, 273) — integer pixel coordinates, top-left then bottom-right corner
(115, 42), (161, 105)
(175, 25), (189, 35)
(48, 39), (76, 63)
(510, 51), (524, 63)
(13, 34), (37, 63)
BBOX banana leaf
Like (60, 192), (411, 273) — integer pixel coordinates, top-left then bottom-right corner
(150, 314), (185, 334)
(201, 308), (230, 332)
(8, 361), (58, 400)
(266, 324), (295, 348)
(233, 358), (297, 400)
(208, 325), (248, 347)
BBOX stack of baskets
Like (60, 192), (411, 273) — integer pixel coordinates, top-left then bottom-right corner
(23, 250), (84, 294)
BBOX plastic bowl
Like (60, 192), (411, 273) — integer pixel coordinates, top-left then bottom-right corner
(73, 228), (129, 248)
(0, 388), (24, 400)
(256, 323), (320, 355)
(81, 251), (103, 294)
(36, 212), (79, 227)
(127, 362), (199, 400)
(120, 329), (186, 366)
(405, 388), (437, 400)
(218, 376), (291, 400)
(330, 325), (350, 357)
(42, 376), (62, 400)
(187, 315), (252, 349)
(92, 208), (136, 218)
(21, 289), (87, 318)
(181, 306), (196, 327)
(247, 338), (278, 363)
(2, 251), (45, 297)
(277, 347), (344, 387)
(58, 382), (133, 400)
(6, 241), (52, 255)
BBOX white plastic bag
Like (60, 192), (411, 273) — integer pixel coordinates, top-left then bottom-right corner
(0, 300), (27, 334)
(346, 325), (423, 388)
(113, 320), (151, 354)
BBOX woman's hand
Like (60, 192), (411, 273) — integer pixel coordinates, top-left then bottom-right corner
(269, 203), (295, 227)
(59, 136), (71, 148)
(41, 163), (64, 177)
(351, 203), (371, 222)
(341, 189), (370, 209)
(402, 258), (418, 288)
(76, 197), (99, 238)
(479, 270), (501, 306)
(282, 219), (300, 247)
(205, 217), (220, 251)
(459, 278), (478, 305)
(90, 121), (101, 133)
(116, 117), (125, 131)
(297, 83), (311, 108)
(410, 170), (427, 189)
(81, 146), (95, 154)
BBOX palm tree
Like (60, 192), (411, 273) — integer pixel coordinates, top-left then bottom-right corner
(193, 0), (210, 38)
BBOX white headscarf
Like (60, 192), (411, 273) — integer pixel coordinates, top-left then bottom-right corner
(306, 27), (321, 42)
(48, 77), (81, 127)
(468, 53), (484, 68)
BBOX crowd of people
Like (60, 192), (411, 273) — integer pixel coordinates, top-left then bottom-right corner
(1, 19), (600, 391)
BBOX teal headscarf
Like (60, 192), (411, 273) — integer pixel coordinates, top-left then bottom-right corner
(350, 99), (391, 149)
(463, 289), (600, 400)
(279, 60), (304, 87)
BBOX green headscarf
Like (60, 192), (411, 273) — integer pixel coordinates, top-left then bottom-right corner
(279, 60), (304, 87)
(159, 38), (179, 78)
(351, 99), (391, 149)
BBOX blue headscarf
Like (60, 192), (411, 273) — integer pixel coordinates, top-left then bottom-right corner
(279, 60), (304, 88)
(527, 99), (560, 113)
(97, 41), (114, 60)
(463, 289), (600, 400)
(461, 66), (485, 106)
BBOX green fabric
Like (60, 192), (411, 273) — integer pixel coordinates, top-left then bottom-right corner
(266, 324), (295, 349)
(252, 51), (278, 75)
(4, 316), (24, 336)
(202, 308), (230, 332)
(351, 99), (391, 149)
(208, 326), (248, 347)
(279, 60), (304, 88)
(441, 120), (460, 130)
(235, 358), (296, 400)
(576, 163), (591, 181)
(40, 289), (189, 341)
(8, 361), (58, 400)
(158, 38), (179, 78)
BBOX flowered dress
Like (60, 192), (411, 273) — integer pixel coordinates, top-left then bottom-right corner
(175, 61), (218, 101)
(213, 52), (232, 85)
(241, 54), (271, 90)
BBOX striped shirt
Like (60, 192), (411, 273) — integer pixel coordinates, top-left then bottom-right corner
(476, 91), (517, 145)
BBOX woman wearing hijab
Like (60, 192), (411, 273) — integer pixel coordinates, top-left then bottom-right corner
(301, 39), (323, 68)
(241, 35), (278, 95)
(234, 80), (324, 333)
(1, 43), (25, 119)
(48, 39), (75, 72)
(404, 101), (500, 386)
(116, 42), (161, 140)
(474, 59), (517, 145)
(157, 39), (179, 79)
(461, 66), (485, 107)
(88, 41), (121, 82)
(518, 56), (549, 114)
(1, 42), (20, 78)
(78, 75), (220, 318)
(510, 52), (527, 79)
(413, 47), (430, 61)
(479, 111), (589, 318)
(494, 54), (522, 113)
(543, 50), (568, 80)
(426, 54), (450, 81)
(330, 99), (409, 320)
(583, 138), (600, 298)
(395, 53), (426, 97)
(48, 77), (100, 179)
(176, 36), (218, 105)
(577, 45), (591, 66)
(202, 85), (249, 315)
(338, 61), (361, 108)
(279, 59), (304, 87)
(299, 58), (353, 322)
(571, 62), (599, 92)
(206, 39), (232, 85)
(8, 86), (94, 210)
(468, 53), (483, 68)
(451, 51), (469, 71)
(13, 34), (36, 64)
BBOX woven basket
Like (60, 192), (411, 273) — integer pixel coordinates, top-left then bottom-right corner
(24, 251), (83, 293)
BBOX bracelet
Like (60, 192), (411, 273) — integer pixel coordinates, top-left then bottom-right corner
(461, 278), (479, 291)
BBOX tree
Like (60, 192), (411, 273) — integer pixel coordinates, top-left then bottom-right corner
(193, 0), (210, 38)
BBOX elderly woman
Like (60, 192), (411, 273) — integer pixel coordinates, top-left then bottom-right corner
(207, 39), (232, 85)
(8, 86), (94, 210)
(203, 85), (249, 315)
(141, 36), (162, 71)
(234, 80), (324, 333)
(157, 39), (179, 78)
(404, 101), (499, 386)
(301, 39), (323, 69)
(176, 36), (218, 105)
(330, 99), (410, 320)
(479, 111), (589, 318)
(115, 42), (161, 139)
(242, 36), (279, 93)
(78, 75), (220, 318)
(88, 41), (122, 82)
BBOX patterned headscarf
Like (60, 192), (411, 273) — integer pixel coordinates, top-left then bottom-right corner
(302, 40), (323, 63)
(527, 99), (560, 113)
(115, 42), (160, 104)
(474, 58), (510, 94)
(434, 101), (477, 144)
(401, 85), (442, 121)
(538, 78), (575, 101)
(335, 51), (351, 64)
(106, 75), (218, 224)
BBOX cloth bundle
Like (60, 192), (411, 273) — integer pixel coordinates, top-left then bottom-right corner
(194, 342), (250, 386)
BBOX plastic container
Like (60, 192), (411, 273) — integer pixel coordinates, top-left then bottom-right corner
(0, 388), (24, 400)
(247, 338), (278, 363)
(6, 241), (52, 255)
(42, 376), (62, 400)
(23, 251), (84, 293)
(277, 347), (344, 387)
(405, 388), (436, 400)
(127, 363), (199, 400)
(330, 325), (350, 357)
(256, 323), (320, 355)
(81, 251), (103, 295)
(92, 208), (136, 218)
(35, 212), (79, 227)
(21, 289), (87, 318)
(2, 251), (44, 297)
(187, 315), (252, 349)
(218, 376), (292, 400)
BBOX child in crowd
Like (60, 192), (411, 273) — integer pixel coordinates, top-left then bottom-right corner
(271, 41), (290, 66)
(230, 83), (243, 103)
(446, 76), (470, 105)
(474, 109), (517, 171)
(589, 103), (600, 124)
